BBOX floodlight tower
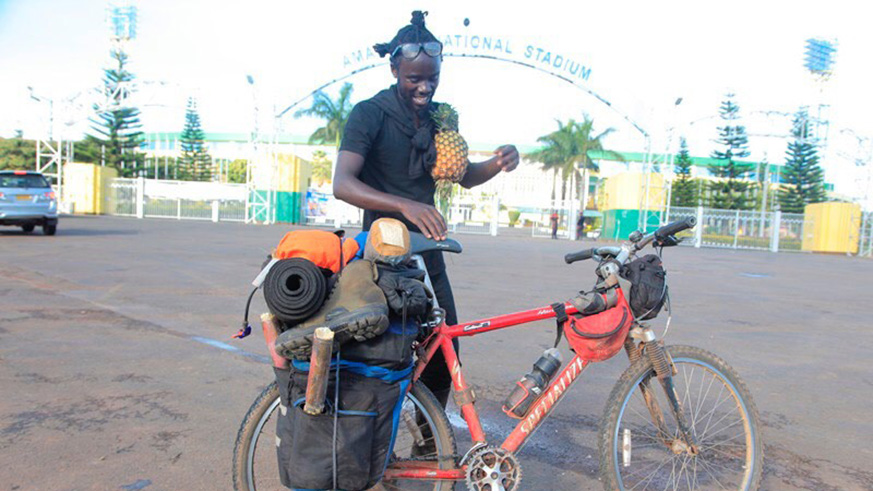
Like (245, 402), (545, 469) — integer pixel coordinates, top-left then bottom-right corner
(804, 38), (837, 160)
(100, 1), (138, 114)
(30, 86), (64, 200)
(244, 75), (277, 224)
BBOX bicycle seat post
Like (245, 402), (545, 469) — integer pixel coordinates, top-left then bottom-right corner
(410, 254), (440, 310)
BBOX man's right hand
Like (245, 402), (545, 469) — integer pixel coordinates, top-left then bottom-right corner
(400, 201), (447, 241)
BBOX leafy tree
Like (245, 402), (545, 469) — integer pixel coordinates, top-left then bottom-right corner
(708, 93), (754, 209)
(227, 159), (248, 184)
(294, 83), (354, 148)
(778, 109), (826, 213)
(177, 97), (213, 181)
(310, 150), (332, 186)
(80, 48), (145, 176)
(671, 138), (698, 207)
(0, 131), (36, 171)
(527, 129), (564, 203)
(528, 117), (623, 208)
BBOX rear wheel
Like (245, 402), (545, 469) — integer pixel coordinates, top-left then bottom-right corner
(21, 224), (35, 233)
(43, 224), (56, 236)
(232, 381), (457, 491)
(598, 345), (762, 490)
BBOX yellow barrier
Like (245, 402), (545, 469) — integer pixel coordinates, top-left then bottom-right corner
(601, 172), (665, 211)
(62, 163), (118, 214)
(802, 202), (861, 254)
(275, 154), (313, 193)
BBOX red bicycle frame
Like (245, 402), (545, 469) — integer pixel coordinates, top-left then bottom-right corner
(383, 301), (591, 482)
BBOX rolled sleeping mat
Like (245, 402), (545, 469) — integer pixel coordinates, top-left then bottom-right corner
(263, 258), (328, 326)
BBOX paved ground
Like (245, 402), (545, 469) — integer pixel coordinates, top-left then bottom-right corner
(0, 215), (871, 491)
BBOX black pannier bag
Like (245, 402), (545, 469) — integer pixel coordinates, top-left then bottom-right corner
(270, 257), (427, 490)
(273, 359), (412, 491)
(619, 254), (667, 320)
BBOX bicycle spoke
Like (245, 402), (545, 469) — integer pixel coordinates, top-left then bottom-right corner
(700, 415), (744, 443)
(614, 354), (757, 491)
(691, 372), (718, 439)
(694, 458), (731, 490)
(681, 454), (694, 490)
(697, 383), (728, 439)
(629, 455), (673, 490)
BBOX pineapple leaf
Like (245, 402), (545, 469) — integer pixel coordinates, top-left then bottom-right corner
(432, 103), (459, 132)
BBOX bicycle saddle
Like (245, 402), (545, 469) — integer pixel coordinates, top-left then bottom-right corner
(408, 232), (463, 255)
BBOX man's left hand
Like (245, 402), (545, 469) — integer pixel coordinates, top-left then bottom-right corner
(493, 145), (519, 172)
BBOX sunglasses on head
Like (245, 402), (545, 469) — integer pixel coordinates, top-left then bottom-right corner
(391, 42), (442, 60)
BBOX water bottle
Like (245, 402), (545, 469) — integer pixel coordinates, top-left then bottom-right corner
(502, 348), (563, 419)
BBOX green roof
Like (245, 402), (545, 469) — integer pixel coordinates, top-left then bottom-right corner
(586, 149), (782, 174)
(145, 132), (313, 145)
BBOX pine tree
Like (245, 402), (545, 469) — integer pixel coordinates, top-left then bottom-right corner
(708, 93), (754, 210)
(83, 48), (145, 176)
(671, 138), (697, 207)
(778, 109), (826, 213)
(178, 97), (212, 181)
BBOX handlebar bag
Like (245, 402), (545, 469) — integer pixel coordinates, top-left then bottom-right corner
(619, 254), (667, 320)
(565, 288), (634, 362)
(273, 360), (412, 491)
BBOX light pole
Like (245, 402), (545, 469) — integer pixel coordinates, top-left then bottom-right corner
(28, 86), (54, 142)
(245, 74), (274, 224)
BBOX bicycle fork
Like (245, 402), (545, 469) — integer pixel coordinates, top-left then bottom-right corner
(625, 328), (699, 456)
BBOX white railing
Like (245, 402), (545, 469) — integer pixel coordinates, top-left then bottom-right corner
(665, 206), (806, 252)
(105, 177), (247, 222)
(303, 193), (499, 236)
(859, 212), (873, 258)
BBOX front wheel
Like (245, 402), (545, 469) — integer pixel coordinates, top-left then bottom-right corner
(232, 380), (457, 491)
(598, 345), (763, 491)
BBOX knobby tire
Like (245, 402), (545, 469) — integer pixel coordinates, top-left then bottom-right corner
(232, 380), (456, 491)
(598, 345), (763, 491)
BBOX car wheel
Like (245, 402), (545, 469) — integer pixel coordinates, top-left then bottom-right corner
(43, 224), (57, 236)
(21, 224), (35, 233)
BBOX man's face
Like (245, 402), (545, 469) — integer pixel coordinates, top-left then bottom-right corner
(391, 53), (441, 116)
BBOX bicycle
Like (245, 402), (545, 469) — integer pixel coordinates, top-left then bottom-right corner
(233, 217), (763, 490)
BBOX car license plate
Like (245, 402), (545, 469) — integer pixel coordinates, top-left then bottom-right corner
(16, 195), (32, 201)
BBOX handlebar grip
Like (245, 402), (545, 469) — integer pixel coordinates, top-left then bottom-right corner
(565, 248), (596, 264)
(656, 217), (697, 238)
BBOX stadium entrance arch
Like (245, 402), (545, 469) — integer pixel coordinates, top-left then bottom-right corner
(251, 34), (662, 228)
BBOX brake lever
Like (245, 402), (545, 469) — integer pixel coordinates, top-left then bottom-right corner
(654, 234), (682, 248)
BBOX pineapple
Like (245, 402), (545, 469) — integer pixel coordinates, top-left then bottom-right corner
(431, 103), (469, 217)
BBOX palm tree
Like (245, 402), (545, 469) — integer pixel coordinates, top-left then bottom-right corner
(571, 118), (624, 214)
(294, 82), (354, 149)
(527, 127), (566, 203)
(528, 117), (623, 212)
(309, 150), (332, 186)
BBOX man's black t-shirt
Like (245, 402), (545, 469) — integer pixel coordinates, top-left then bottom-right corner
(340, 89), (446, 271)
(340, 96), (436, 231)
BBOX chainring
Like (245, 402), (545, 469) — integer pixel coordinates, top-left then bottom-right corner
(465, 445), (522, 491)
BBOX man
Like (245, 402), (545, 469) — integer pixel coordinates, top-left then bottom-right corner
(333, 11), (519, 407)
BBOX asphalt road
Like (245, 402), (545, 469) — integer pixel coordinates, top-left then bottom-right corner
(1, 215), (871, 490)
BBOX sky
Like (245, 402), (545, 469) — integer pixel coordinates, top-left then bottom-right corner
(1, 0), (871, 205)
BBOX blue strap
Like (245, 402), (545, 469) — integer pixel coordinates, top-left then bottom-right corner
(291, 358), (413, 383)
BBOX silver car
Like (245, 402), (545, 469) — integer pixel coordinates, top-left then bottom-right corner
(0, 170), (58, 235)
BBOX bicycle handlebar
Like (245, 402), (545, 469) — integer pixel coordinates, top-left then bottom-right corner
(564, 217), (699, 267)
(655, 216), (697, 240)
(564, 248), (596, 264)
